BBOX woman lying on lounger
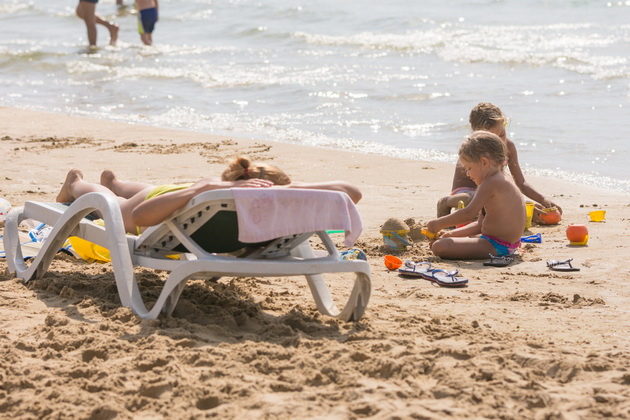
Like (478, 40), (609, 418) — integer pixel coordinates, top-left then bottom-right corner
(56, 156), (362, 235)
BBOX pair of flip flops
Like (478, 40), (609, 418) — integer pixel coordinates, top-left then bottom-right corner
(398, 261), (468, 287)
(483, 254), (514, 267)
(547, 258), (580, 272)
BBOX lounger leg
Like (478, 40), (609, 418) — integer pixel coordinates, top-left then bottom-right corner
(4, 194), (144, 315)
(162, 280), (188, 316)
(294, 241), (371, 322)
(4, 205), (83, 282)
(4, 206), (28, 276)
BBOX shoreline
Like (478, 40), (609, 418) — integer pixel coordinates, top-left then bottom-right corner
(5, 105), (629, 196)
(2, 106), (627, 238)
(1, 106), (630, 419)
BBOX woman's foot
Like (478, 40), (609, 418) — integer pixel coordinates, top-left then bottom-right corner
(100, 169), (117, 190)
(56, 169), (83, 203)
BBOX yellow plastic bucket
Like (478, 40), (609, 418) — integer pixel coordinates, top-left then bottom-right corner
(589, 210), (606, 222)
(525, 202), (535, 230)
(381, 229), (410, 250)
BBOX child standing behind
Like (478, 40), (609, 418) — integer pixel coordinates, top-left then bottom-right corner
(437, 102), (562, 222)
(426, 131), (525, 260)
(136, 0), (158, 45)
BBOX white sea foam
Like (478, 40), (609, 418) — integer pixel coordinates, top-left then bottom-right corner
(296, 23), (629, 81)
(0, 3), (29, 14)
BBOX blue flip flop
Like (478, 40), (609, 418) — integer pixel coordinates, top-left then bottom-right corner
(398, 261), (432, 277)
(420, 268), (468, 287)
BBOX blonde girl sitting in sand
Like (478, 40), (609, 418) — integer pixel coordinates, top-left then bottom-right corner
(437, 102), (562, 222)
(426, 131), (525, 260)
(56, 156), (362, 235)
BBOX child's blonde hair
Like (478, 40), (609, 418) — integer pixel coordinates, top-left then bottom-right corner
(469, 102), (507, 131)
(221, 156), (291, 185)
(459, 131), (507, 167)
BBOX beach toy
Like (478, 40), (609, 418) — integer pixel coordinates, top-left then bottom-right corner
(326, 229), (345, 234)
(0, 197), (11, 222)
(588, 210), (606, 222)
(538, 206), (561, 225)
(382, 230), (411, 250)
(340, 248), (367, 261)
(524, 201), (535, 230)
(28, 223), (53, 243)
(384, 255), (403, 270)
(68, 236), (111, 263)
(381, 218), (411, 250)
(421, 229), (435, 240)
(566, 224), (588, 246)
(67, 219), (111, 263)
(521, 233), (542, 243)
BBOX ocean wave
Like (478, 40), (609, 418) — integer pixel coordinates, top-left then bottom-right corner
(0, 2), (30, 15)
(295, 23), (630, 80)
(0, 45), (44, 61)
(527, 168), (630, 195)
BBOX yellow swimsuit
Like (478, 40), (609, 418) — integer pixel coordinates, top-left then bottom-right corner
(136, 183), (194, 234)
(144, 183), (193, 201)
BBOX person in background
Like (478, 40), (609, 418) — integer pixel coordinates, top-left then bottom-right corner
(76, 0), (119, 47)
(136, 0), (159, 45)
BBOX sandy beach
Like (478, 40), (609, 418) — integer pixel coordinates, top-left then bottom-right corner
(1, 106), (629, 419)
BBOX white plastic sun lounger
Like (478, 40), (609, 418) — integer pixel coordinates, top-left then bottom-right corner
(3, 189), (371, 321)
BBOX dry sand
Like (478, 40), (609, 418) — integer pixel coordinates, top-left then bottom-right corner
(1, 106), (629, 419)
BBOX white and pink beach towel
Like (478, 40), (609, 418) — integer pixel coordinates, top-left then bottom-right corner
(231, 188), (363, 247)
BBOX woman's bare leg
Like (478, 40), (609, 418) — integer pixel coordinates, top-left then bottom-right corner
(100, 169), (155, 199)
(57, 169), (153, 233)
(57, 169), (120, 203)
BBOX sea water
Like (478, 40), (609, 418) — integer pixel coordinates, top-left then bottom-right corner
(1, 0), (629, 193)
